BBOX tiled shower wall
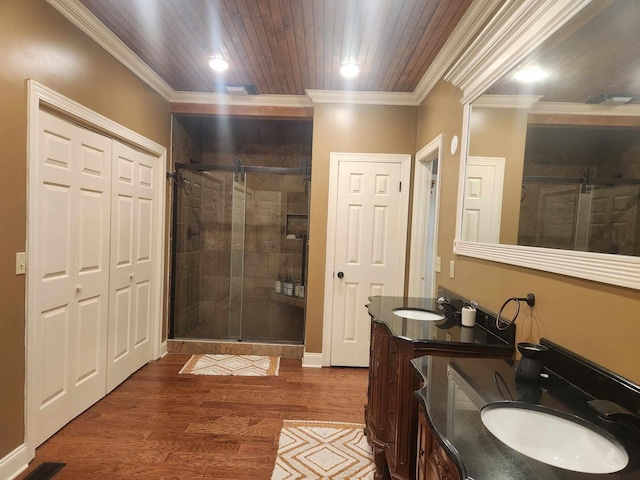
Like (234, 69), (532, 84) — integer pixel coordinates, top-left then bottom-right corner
(172, 118), (202, 337)
(173, 175), (201, 337)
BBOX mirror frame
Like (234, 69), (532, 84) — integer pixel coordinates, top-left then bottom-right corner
(444, 0), (640, 290)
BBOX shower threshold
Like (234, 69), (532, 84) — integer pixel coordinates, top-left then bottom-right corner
(167, 339), (304, 359)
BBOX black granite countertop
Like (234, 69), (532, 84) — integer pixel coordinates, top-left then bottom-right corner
(366, 296), (513, 352)
(412, 351), (640, 480)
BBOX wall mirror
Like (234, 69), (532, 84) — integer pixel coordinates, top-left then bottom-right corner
(453, 0), (640, 290)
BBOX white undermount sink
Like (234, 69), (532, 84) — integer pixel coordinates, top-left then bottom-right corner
(392, 308), (445, 321)
(481, 403), (629, 474)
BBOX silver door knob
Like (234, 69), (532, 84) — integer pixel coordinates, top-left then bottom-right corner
(76, 285), (83, 293)
(129, 273), (134, 281)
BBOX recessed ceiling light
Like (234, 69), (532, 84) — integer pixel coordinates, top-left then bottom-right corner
(339, 63), (361, 79)
(208, 57), (230, 72)
(513, 66), (547, 83)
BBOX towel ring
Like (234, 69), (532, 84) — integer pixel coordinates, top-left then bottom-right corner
(496, 294), (535, 331)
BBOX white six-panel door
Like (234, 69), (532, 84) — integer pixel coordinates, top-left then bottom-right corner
(107, 141), (156, 392)
(462, 156), (505, 243)
(328, 154), (409, 367)
(32, 111), (112, 447)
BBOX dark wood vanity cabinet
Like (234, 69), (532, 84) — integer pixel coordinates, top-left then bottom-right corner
(365, 322), (420, 480)
(366, 319), (512, 480)
(366, 320), (431, 480)
(417, 403), (461, 480)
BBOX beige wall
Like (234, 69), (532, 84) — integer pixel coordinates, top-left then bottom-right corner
(469, 107), (529, 244)
(0, 0), (170, 458)
(305, 104), (418, 352)
(417, 80), (640, 383)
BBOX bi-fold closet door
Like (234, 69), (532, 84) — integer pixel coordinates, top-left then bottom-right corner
(31, 110), (157, 447)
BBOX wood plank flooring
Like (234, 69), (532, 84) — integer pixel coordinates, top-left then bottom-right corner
(19, 354), (369, 480)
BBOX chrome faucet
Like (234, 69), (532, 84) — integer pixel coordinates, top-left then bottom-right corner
(436, 297), (463, 319)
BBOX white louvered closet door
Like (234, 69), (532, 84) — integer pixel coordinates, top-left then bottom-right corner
(107, 141), (157, 392)
(31, 111), (112, 447)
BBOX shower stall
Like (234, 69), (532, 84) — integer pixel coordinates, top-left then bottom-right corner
(170, 158), (310, 345)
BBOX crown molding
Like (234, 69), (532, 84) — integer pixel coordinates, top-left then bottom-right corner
(445, 0), (593, 104)
(171, 91), (312, 107)
(306, 89), (419, 106)
(47, 0), (174, 101)
(473, 94), (543, 109)
(414, 0), (503, 104)
(531, 102), (640, 117)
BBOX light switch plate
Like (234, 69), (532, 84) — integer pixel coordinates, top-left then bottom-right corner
(435, 256), (441, 273)
(16, 252), (26, 275)
(449, 260), (455, 279)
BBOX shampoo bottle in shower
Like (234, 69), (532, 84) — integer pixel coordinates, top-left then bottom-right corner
(275, 274), (282, 294)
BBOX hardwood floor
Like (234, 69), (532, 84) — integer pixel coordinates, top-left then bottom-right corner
(19, 354), (369, 480)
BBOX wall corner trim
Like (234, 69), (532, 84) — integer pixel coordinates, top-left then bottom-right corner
(160, 342), (168, 358)
(0, 444), (29, 480)
(302, 352), (324, 368)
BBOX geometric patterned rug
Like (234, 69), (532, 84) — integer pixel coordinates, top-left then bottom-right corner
(178, 354), (280, 376)
(270, 420), (375, 479)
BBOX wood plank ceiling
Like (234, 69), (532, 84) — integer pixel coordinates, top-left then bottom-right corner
(78, 0), (474, 95)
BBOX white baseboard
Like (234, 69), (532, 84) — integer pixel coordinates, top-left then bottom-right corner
(0, 444), (29, 480)
(302, 352), (324, 368)
(160, 341), (168, 358)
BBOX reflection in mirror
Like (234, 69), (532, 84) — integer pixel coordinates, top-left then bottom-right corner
(463, 1), (640, 256)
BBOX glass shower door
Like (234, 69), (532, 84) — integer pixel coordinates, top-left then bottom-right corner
(240, 172), (306, 343)
(171, 168), (307, 344)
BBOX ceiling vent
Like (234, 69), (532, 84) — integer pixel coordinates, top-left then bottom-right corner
(586, 94), (637, 106)
(223, 84), (259, 96)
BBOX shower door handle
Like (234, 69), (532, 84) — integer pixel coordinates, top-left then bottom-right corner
(337, 271), (344, 279)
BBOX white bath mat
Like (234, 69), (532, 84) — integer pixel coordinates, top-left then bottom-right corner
(271, 420), (375, 479)
(178, 354), (280, 376)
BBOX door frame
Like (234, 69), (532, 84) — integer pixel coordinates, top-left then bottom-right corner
(25, 80), (167, 460)
(408, 135), (443, 298)
(322, 152), (411, 367)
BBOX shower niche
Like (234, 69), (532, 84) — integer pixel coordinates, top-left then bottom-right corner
(170, 115), (312, 344)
